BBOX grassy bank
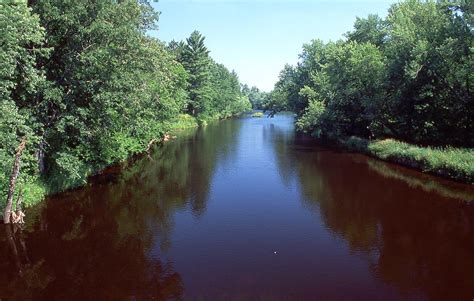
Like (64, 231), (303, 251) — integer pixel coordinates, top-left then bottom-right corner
(167, 114), (199, 131)
(343, 137), (474, 184)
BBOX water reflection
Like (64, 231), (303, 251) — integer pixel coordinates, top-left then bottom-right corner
(0, 120), (243, 300)
(269, 123), (474, 300)
(0, 192), (184, 300)
(1, 114), (473, 300)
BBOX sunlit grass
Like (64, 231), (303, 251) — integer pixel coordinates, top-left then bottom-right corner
(168, 114), (198, 130)
(0, 178), (46, 220)
(252, 112), (264, 118)
(344, 137), (474, 184)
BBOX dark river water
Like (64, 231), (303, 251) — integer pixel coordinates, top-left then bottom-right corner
(1, 114), (474, 300)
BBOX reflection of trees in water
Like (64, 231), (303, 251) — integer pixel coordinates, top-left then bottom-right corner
(366, 159), (474, 202)
(122, 119), (242, 248)
(0, 120), (242, 300)
(269, 124), (474, 300)
(0, 192), (183, 300)
(261, 119), (297, 186)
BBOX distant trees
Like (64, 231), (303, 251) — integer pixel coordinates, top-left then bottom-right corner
(170, 30), (251, 121)
(209, 64), (250, 118)
(0, 1), (250, 210)
(241, 84), (268, 110)
(269, 0), (474, 147)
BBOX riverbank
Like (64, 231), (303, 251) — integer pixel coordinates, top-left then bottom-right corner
(0, 114), (200, 219)
(1, 111), (256, 220)
(341, 136), (474, 185)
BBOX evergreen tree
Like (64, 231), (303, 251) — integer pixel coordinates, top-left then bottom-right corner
(181, 31), (212, 116)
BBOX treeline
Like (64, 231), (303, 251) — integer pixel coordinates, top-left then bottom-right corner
(267, 0), (473, 147)
(167, 31), (251, 120)
(0, 0), (251, 210)
(241, 84), (268, 110)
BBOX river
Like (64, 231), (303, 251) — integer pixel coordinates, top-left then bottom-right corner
(1, 113), (473, 300)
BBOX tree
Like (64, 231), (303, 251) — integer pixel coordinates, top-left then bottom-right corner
(274, 0), (474, 147)
(180, 31), (212, 116)
(174, 31), (250, 120)
(346, 14), (386, 47)
(0, 2), (46, 213)
(240, 85), (267, 110)
(28, 0), (190, 190)
(383, 0), (473, 145)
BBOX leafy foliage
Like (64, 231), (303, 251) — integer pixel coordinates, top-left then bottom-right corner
(272, 0), (474, 148)
(170, 31), (251, 120)
(0, 1), (250, 208)
(241, 84), (268, 109)
(0, 3), (46, 209)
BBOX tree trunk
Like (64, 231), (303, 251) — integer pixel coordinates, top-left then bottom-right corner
(4, 137), (27, 224)
(11, 189), (25, 224)
(36, 139), (45, 174)
(16, 189), (23, 212)
(146, 138), (159, 154)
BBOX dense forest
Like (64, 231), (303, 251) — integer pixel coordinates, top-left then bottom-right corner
(266, 0), (473, 148)
(0, 0), (251, 215)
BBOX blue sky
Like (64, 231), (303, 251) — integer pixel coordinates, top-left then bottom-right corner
(149, 0), (395, 92)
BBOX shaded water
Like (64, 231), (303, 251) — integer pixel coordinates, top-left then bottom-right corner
(1, 114), (474, 300)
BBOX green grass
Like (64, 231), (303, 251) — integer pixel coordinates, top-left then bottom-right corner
(167, 114), (198, 130)
(0, 178), (46, 221)
(252, 112), (264, 118)
(343, 137), (474, 184)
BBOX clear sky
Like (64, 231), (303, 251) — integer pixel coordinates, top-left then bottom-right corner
(149, 0), (395, 92)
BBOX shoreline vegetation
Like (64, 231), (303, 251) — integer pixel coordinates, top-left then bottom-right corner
(341, 136), (474, 185)
(0, 112), (248, 221)
(0, 114), (193, 220)
(263, 0), (473, 186)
